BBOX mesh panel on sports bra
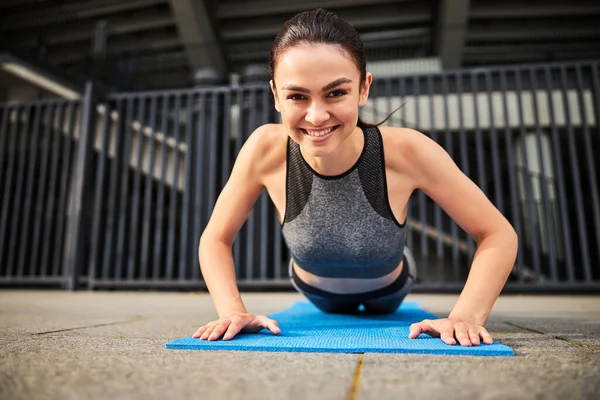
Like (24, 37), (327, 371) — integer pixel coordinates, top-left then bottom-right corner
(358, 127), (397, 223)
(283, 137), (313, 224)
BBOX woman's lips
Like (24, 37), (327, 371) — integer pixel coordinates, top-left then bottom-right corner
(301, 125), (339, 142)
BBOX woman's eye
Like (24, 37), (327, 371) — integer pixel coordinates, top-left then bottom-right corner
(288, 94), (306, 101)
(328, 90), (347, 98)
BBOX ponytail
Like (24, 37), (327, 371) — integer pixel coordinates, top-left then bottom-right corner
(358, 101), (407, 128)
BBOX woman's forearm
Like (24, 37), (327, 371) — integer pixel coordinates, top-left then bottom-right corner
(199, 237), (247, 318)
(448, 228), (519, 326)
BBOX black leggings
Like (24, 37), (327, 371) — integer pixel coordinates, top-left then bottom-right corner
(289, 254), (414, 315)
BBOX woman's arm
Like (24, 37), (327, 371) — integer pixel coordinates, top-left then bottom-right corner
(398, 128), (518, 345)
(198, 125), (270, 318)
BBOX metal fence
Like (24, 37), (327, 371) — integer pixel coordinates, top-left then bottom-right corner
(0, 99), (81, 287)
(1, 60), (599, 292)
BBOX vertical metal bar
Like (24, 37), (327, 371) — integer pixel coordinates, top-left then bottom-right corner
(0, 106), (9, 194)
(40, 103), (65, 277)
(7, 105), (33, 277)
(64, 83), (97, 290)
(154, 94), (170, 280)
(192, 93), (206, 281)
(543, 66), (575, 281)
(0, 106), (19, 271)
(0, 105), (9, 274)
(484, 72), (504, 214)
(471, 73), (487, 194)
(115, 97), (135, 279)
(427, 75), (443, 259)
(0, 107), (21, 276)
(221, 91), (232, 191)
(372, 80), (379, 124)
(559, 66), (591, 280)
(456, 72), (475, 263)
(102, 98), (124, 280)
(385, 77), (392, 125)
(89, 101), (111, 288)
(166, 94), (182, 280)
(260, 88), (269, 280)
(575, 64), (600, 280)
(245, 89), (257, 281)
(440, 73), (460, 278)
(17, 103), (42, 277)
(413, 75), (427, 258)
(590, 62), (600, 275)
(529, 67), (559, 282)
(399, 77), (406, 127)
(140, 95), (158, 280)
(233, 89), (244, 275)
(515, 68), (543, 279)
(127, 96), (146, 281)
(52, 101), (77, 279)
(180, 92), (193, 280)
(30, 105), (56, 277)
(207, 92), (219, 216)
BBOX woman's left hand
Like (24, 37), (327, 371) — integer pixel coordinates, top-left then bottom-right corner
(408, 318), (494, 346)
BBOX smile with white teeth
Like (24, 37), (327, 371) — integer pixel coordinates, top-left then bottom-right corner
(303, 126), (336, 137)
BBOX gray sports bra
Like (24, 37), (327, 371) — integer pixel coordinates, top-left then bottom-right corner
(281, 126), (406, 279)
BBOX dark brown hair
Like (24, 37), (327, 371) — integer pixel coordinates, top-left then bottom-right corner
(268, 8), (402, 128)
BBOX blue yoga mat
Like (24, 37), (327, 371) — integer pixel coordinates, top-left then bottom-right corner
(166, 301), (514, 356)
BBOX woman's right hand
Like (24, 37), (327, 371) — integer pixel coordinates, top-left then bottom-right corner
(192, 312), (281, 341)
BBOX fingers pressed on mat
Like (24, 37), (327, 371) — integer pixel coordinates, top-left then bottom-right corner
(208, 323), (229, 341)
(468, 330), (480, 345)
(440, 330), (456, 345)
(223, 323), (243, 341)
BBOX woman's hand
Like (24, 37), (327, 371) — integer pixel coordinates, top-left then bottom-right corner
(193, 312), (281, 341)
(408, 318), (493, 346)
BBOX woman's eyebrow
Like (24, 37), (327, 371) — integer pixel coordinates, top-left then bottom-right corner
(281, 78), (352, 93)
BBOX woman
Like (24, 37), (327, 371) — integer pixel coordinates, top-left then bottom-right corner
(192, 9), (518, 347)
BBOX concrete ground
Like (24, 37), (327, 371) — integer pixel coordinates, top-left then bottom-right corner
(1, 290), (599, 400)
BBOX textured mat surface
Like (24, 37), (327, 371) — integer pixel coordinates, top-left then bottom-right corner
(166, 301), (514, 356)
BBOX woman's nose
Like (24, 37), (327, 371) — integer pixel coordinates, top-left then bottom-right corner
(305, 102), (330, 126)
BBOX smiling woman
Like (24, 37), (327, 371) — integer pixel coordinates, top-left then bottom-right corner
(192, 8), (518, 348)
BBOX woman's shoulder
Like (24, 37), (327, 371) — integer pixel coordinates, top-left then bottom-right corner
(244, 123), (288, 175)
(378, 125), (426, 169)
(246, 123), (286, 145)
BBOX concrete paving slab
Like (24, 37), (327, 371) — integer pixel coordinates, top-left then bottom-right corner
(1, 290), (599, 400)
(501, 317), (600, 347)
(360, 347), (600, 400)
(2, 333), (358, 400)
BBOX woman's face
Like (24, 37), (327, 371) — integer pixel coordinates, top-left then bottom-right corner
(271, 43), (372, 158)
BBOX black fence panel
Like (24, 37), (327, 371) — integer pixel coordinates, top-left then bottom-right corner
(83, 85), (283, 289)
(0, 99), (81, 287)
